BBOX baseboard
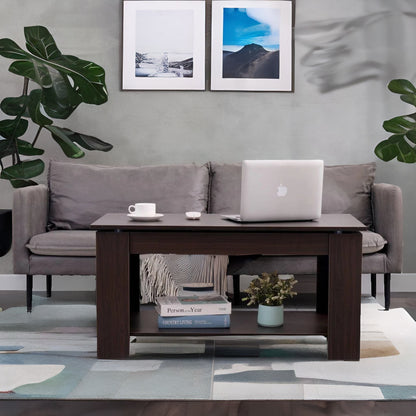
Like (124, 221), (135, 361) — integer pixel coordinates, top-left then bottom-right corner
(0, 273), (415, 293)
(0, 274), (96, 291)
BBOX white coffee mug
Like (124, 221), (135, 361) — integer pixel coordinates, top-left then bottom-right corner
(128, 203), (156, 216)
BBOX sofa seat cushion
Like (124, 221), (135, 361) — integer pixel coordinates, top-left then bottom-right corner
(26, 230), (96, 257)
(361, 230), (387, 254)
(48, 160), (210, 229)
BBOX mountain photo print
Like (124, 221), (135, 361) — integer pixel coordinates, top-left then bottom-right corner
(211, 1), (293, 91)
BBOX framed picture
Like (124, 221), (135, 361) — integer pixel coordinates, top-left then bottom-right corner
(211, 1), (293, 91)
(122, 1), (205, 90)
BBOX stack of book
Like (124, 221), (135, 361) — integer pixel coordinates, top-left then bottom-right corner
(155, 294), (232, 328)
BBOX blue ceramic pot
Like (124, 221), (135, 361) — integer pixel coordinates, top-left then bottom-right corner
(257, 304), (284, 327)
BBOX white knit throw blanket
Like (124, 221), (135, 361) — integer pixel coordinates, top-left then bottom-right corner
(139, 254), (229, 303)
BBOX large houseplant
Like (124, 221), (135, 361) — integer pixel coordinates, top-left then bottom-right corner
(243, 272), (297, 327)
(0, 26), (113, 188)
(374, 79), (416, 163)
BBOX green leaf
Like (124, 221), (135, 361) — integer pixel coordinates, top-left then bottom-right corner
(50, 55), (108, 105)
(0, 118), (28, 139)
(0, 159), (45, 181)
(0, 137), (14, 158)
(24, 26), (62, 60)
(400, 94), (416, 106)
(16, 139), (44, 156)
(388, 79), (416, 95)
(374, 134), (416, 163)
(383, 115), (416, 133)
(406, 130), (416, 144)
(0, 38), (28, 59)
(45, 125), (85, 158)
(0, 95), (29, 117)
(8, 60), (52, 88)
(27, 89), (53, 126)
(8, 179), (39, 188)
(52, 127), (113, 152)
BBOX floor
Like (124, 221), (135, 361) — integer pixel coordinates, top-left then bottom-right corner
(1, 289), (415, 416)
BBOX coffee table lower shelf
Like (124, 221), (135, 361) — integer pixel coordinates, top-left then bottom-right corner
(130, 308), (328, 337)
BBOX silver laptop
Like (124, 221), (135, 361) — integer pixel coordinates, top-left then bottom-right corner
(224, 160), (324, 222)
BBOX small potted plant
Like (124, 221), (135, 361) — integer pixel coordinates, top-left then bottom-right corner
(242, 272), (297, 327)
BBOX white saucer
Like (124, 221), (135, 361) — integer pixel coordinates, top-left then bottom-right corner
(127, 213), (164, 221)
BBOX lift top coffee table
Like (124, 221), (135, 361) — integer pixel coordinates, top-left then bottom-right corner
(91, 213), (366, 360)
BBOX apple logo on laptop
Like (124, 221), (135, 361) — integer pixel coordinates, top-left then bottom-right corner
(277, 184), (288, 197)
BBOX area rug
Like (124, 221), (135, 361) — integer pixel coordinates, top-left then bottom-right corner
(0, 297), (415, 400)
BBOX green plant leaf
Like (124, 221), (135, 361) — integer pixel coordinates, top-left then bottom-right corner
(0, 118), (28, 139)
(16, 139), (44, 156)
(406, 130), (416, 144)
(374, 134), (416, 163)
(0, 138), (13, 158)
(45, 125), (85, 158)
(388, 79), (416, 95)
(0, 158), (45, 185)
(50, 55), (108, 105)
(27, 89), (53, 126)
(383, 115), (416, 133)
(0, 95), (29, 117)
(51, 126), (113, 152)
(0, 38), (28, 59)
(24, 26), (62, 60)
(400, 94), (416, 106)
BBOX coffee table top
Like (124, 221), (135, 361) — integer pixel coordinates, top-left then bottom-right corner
(91, 213), (366, 232)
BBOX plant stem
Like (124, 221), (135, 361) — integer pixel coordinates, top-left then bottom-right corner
(32, 126), (43, 147)
(22, 77), (29, 95)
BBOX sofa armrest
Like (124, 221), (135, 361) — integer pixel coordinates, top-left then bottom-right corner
(13, 184), (49, 274)
(372, 183), (403, 273)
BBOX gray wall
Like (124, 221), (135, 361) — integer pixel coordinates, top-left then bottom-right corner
(1, 0), (415, 273)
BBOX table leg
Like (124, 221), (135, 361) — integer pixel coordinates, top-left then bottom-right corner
(130, 254), (141, 313)
(316, 255), (328, 314)
(96, 231), (130, 359)
(327, 232), (362, 360)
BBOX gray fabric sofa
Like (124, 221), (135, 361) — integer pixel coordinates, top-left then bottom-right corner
(13, 160), (403, 312)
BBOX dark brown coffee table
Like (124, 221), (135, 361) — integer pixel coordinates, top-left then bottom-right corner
(91, 213), (366, 360)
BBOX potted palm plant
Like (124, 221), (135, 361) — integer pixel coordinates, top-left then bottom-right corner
(242, 272), (297, 327)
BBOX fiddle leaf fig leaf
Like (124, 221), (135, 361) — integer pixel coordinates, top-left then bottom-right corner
(388, 79), (416, 95)
(0, 95), (29, 117)
(51, 126), (113, 152)
(27, 89), (53, 126)
(0, 38), (28, 59)
(24, 26), (62, 60)
(16, 139), (44, 156)
(0, 158), (45, 188)
(50, 55), (108, 105)
(375, 134), (416, 163)
(45, 125), (85, 158)
(383, 115), (416, 134)
(0, 118), (28, 139)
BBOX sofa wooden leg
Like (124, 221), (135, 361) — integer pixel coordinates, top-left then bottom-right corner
(371, 273), (377, 298)
(384, 273), (391, 311)
(46, 275), (52, 297)
(27, 274), (33, 313)
(232, 274), (241, 306)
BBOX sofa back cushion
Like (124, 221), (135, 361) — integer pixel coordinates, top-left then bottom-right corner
(322, 163), (376, 228)
(48, 160), (210, 229)
(209, 162), (376, 228)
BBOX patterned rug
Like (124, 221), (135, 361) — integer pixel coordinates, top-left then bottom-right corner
(0, 297), (415, 400)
